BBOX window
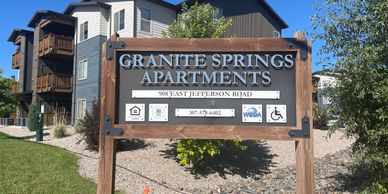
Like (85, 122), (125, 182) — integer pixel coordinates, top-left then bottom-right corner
(114, 9), (125, 32)
(76, 99), (87, 119)
(80, 22), (88, 41)
(213, 8), (223, 20)
(78, 59), (88, 80)
(140, 7), (151, 33)
(273, 31), (280, 38)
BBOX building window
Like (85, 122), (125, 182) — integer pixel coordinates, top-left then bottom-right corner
(80, 22), (88, 41)
(78, 59), (88, 80)
(273, 31), (280, 38)
(76, 99), (87, 119)
(213, 8), (223, 20)
(114, 9), (125, 32)
(140, 7), (151, 33)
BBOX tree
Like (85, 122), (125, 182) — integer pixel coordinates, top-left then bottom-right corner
(311, 0), (388, 192)
(0, 69), (16, 118)
(163, 3), (247, 166)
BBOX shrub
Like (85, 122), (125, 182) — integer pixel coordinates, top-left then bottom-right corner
(313, 103), (328, 129)
(27, 103), (38, 131)
(53, 124), (67, 138)
(164, 2), (244, 166)
(74, 120), (85, 133)
(177, 139), (247, 166)
(80, 101), (100, 151)
(312, 0), (388, 190)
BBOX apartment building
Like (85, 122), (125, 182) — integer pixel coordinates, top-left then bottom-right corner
(64, 0), (177, 123)
(7, 0), (288, 125)
(313, 71), (338, 109)
(7, 29), (34, 126)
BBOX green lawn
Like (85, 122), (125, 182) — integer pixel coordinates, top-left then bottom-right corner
(0, 132), (98, 194)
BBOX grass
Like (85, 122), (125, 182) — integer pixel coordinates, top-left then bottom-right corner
(0, 132), (111, 194)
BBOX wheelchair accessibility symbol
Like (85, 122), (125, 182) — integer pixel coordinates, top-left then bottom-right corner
(266, 105), (287, 123)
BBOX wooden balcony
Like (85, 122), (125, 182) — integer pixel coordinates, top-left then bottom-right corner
(11, 82), (20, 93)
(12, 51), (21, 69)
(38, 33), (74, 59)
(36, 73), (72, 93)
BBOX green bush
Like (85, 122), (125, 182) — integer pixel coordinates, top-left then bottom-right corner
(74, 120), (85, 133)
(27, 103), (38, 131)
(177, 139), (247, 166)
(312, 0), (388, 191)
(53, 124), (67, 138)
(313, 103), (329, 129)
(164, 2), (244, 166)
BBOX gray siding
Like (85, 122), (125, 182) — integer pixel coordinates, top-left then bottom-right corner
(197, 0), (282, 38)
(72, 35), (107, 123)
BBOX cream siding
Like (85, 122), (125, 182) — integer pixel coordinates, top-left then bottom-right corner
(100, 7), (109, 37)
(136, 0), (176, 38)
(71, 6), (104, 44)
(105, 0), (135, 38)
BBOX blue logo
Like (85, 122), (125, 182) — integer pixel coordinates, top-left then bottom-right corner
(243, 107), (262, 118)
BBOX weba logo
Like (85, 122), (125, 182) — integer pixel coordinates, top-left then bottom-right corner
(243, 107), (262, 118)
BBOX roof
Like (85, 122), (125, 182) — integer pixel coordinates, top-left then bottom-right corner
(177, 0), (288, 29)
(80, 0), (176, 10)
(64, 1), (111, 15)
(28, 10), (76, 28)
(7, 29), (34, 42)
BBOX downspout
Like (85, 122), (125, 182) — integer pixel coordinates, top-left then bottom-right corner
(134, 0), (137, 37)
(72, 19), (78, 125)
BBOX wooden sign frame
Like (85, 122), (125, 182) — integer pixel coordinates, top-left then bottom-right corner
(97, 32), (315, 194)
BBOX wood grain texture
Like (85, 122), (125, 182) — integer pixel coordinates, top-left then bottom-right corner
(97, 34), (119, 194)
(116, 37), (301, 52)
(294, 32), (316, 194)
(115, 124), (294, 140)
(98, 33), (316, 193)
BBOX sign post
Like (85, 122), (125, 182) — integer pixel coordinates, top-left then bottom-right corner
(97, 32), (315, 194)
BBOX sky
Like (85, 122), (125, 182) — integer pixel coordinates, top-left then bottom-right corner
(0, 0), (323, 78)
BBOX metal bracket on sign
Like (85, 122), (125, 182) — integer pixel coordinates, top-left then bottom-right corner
(288, 116), (310, 138)
(106, 41), (127, 61)
(104, 115), (124, 136)
(287, 40), (308, 61)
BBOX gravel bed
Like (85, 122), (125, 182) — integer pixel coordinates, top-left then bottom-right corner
(194, 148), (370, 194)
(0, 125), (355, 193)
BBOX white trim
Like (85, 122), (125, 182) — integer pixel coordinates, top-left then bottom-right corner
(79, 21), (89, 42)
(273, 31), (280, 38)
(76, 99), (87, 119)
(77, 59), (88, 81)
(140, 6), (152, 34)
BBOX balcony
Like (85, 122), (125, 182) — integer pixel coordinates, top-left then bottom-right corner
(11, 82), (20, 93)
(12, 51), (21, 69)
(38, 33), (74, 59)
(36, 73), (72, 93)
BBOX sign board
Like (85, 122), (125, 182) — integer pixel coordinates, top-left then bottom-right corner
(117, 51), (296, 126)
(98, 33), (315, 194)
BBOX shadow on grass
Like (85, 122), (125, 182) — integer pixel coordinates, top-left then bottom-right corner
(160, 140), (277, 179)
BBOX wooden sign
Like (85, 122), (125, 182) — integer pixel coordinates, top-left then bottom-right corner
(98, 32), (315, 194)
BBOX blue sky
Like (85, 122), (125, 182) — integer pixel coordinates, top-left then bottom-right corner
(0, 0), (322, 78)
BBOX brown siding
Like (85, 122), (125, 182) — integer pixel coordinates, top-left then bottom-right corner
(224, 12), (280, 38)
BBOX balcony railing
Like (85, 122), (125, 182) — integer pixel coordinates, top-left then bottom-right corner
(11, 82), (20, 93)
(38, 33), (74, 59)
(36, 73), (72, 93)
(12, 51), (21, 69)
